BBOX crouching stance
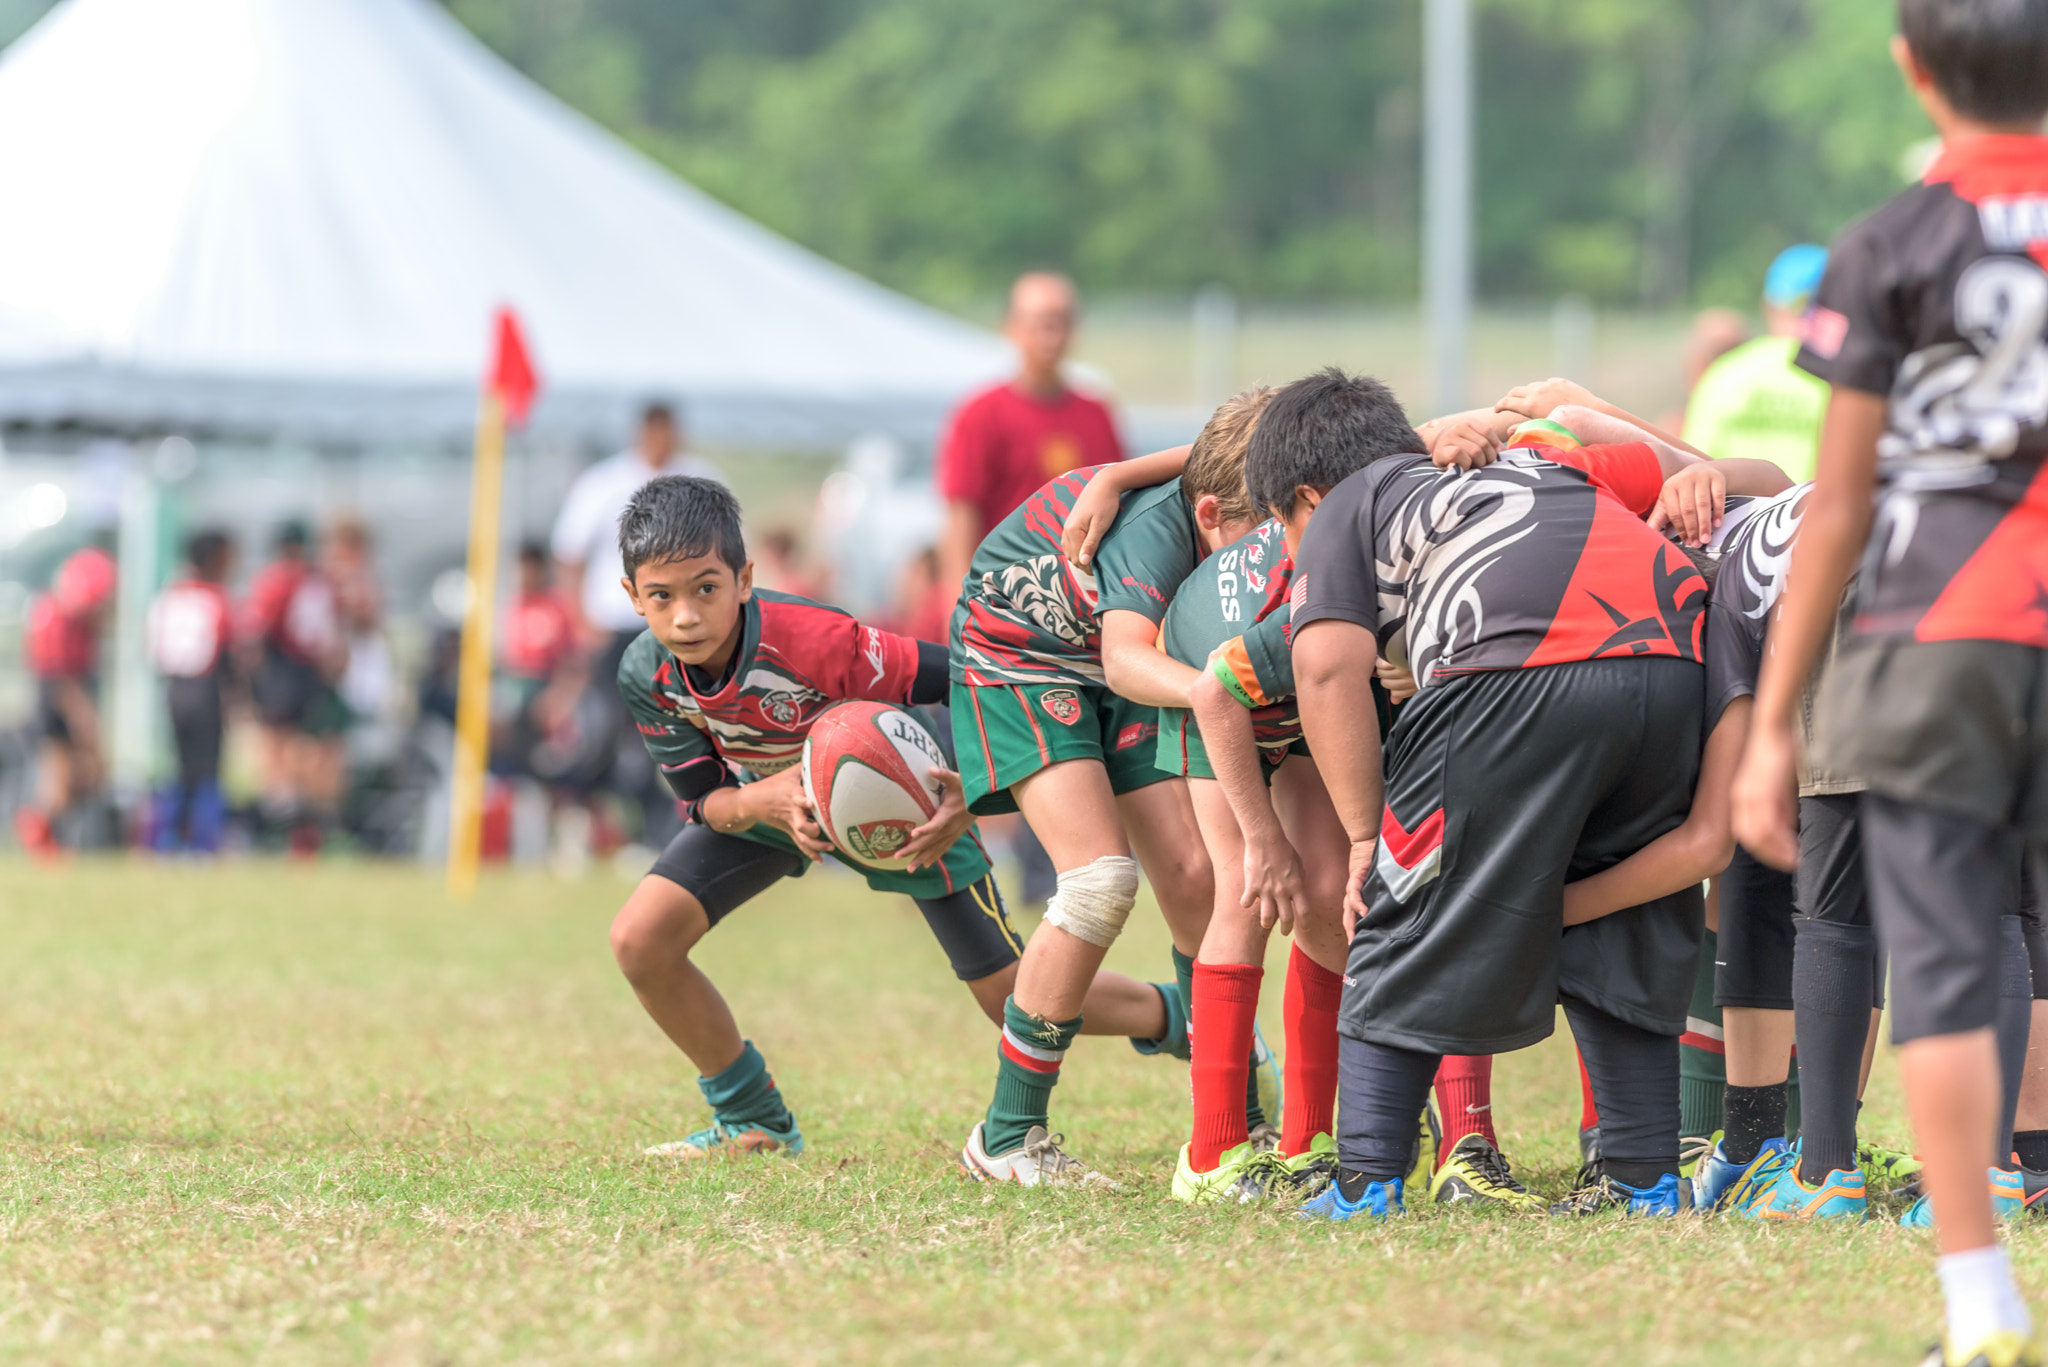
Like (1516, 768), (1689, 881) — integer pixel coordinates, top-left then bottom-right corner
(609, 476), (1170, 1158)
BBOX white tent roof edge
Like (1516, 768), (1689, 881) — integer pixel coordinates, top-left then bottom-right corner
(0, 0), (1013, 448)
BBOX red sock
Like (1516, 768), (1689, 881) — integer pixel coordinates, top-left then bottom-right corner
(1190, 961), (1263, 1171)
(1578, 1049), (1600, 1130)
(1281, 944), (1343, 1157)
(1434, 1054), (1495, 1149)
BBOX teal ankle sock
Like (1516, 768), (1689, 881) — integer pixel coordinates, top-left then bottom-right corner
(985, 996), (1082, 1155)
(699, 1040), (795, 1133)
(1130, 981), (1189, 1059)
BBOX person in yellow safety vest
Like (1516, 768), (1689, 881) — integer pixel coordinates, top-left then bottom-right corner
(1681, 244), (1831, 481)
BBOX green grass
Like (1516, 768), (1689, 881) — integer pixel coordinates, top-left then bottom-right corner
(0, 858), (2026, 1365)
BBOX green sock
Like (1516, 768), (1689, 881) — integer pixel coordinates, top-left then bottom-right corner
(1680, 930), (1726, 1139)
(1172, 948), (1196, 1033)
(985, 996), (1083, 1155)
(699, 1040), (795, 1134)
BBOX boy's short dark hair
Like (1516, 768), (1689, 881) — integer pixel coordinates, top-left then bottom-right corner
(618, 475), (746, 583)
(1900, 0), (2048, 124)
(518, 540), (549, 567)
(1243, 368), (1424, 517)
(186, 530), (231, 578)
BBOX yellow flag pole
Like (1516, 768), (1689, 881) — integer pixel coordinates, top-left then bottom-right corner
(447, 391), (506, 900)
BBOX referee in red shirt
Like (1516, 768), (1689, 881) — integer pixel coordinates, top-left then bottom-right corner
(936, 272), (1124, 596)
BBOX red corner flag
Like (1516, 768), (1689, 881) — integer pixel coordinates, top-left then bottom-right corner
(488, 306), (539, 426)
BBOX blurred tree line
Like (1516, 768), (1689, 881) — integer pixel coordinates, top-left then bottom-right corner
(0, 0), (1933, 308)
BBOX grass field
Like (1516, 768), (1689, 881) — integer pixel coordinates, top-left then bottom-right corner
(0, 858), (2034, 1366)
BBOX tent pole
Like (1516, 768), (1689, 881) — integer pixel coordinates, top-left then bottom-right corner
(447, 394), (505, 900)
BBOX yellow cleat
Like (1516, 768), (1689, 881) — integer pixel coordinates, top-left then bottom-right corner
(1918, 1329), (2043, 1367)
(1428, 1133), (1546, 1213)
(1404, 1101), (1441, 1191)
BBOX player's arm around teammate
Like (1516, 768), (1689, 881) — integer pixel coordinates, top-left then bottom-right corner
(952, 399), (1284, 1185)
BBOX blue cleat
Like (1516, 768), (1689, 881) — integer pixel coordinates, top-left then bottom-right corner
(1742, 1154), (1868, 1221)
(1695, 1136), (1793, 1214)
(1298, 1173), (1404, 1222)
(1552, 1170), (1693, 1217)
(1901, 1167), (2025, 1227)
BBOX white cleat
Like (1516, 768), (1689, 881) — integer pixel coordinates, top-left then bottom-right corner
(959, 1122), (1116, 1187)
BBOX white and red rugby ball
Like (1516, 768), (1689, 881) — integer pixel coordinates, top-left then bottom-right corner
(800, 701), (949, 869)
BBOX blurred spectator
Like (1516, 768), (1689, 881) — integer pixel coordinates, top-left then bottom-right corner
(552, 402), (720, 645)
(1660, 309), (1752, 434)
(936, 272), (1123, 597)
(502, 542), (577, 687)
(16, 545), (115, 856)
(1681, 245), (1832, 480)
(147, 530), (235, 854)
(326, 516), (400, 738)
(889, 545), (952, 647)
(495, 541), (579, 780)
(550, 401), (717, 847)
(752, 526), (827, 601)
(241, 520), (347, 854)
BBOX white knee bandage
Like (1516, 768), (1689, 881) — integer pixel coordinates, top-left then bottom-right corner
(1042, 855), (1140, 949)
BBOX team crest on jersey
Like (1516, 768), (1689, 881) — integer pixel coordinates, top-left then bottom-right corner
(1040, 688), (1082, 726)
(760, 688), (805, 725)
(846, 819), (916, 860)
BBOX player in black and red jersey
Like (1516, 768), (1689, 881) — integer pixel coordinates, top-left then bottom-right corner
(1244, 370), (1788, 1222)
(17, 545), (115, 856)
(1732, 4), (2048, 1363)
(605, 476), (1174, 1161)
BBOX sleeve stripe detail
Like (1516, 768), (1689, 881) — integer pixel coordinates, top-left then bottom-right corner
(1207, 638), (1270, 708)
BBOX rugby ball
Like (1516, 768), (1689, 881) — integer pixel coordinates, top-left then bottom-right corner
(801, 702), (949, 869)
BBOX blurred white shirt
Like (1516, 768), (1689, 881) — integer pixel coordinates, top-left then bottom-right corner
(550, 449), (721, 633)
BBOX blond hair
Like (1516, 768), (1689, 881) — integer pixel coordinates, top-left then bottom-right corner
(1183, 386), (1274, 530)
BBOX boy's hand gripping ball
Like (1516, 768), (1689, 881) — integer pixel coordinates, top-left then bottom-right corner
(800, 702), (950, 869)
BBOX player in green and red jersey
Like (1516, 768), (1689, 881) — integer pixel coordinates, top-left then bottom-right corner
(606, 476), (1179, 1162)
(950, 400), (1279, 1184)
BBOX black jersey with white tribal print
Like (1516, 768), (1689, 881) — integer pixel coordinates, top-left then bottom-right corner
(1797, 135), (2048, 647)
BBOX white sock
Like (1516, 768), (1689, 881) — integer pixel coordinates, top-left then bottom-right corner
(1938, 1244), (2032, 1347)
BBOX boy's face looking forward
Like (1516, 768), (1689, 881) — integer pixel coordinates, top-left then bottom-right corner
(624, 553), (754, 673)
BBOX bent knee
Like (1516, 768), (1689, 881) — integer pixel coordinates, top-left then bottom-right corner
(1151, 849), (1213, 909)
(609, 882), (708, 980)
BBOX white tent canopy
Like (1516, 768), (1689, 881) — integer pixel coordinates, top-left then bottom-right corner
(0, 0), (1014, 446)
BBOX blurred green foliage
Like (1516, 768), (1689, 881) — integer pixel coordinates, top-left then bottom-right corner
(0, 0), (1934, 307)
(443, 0), (1927, 308)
